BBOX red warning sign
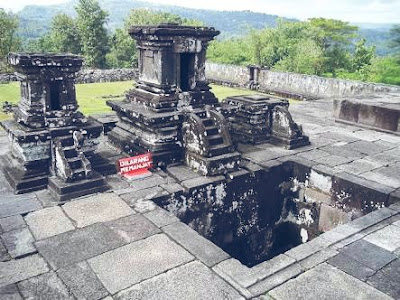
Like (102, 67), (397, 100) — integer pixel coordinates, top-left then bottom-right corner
(118, 153), (153, 178)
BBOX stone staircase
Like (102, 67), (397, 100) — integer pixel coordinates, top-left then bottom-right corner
(183, 108), (241, 176)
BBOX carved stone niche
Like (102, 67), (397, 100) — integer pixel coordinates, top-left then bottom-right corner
(1, 53), (108, 200)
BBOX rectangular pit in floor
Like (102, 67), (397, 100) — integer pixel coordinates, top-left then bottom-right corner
(154, 160), (392, 267)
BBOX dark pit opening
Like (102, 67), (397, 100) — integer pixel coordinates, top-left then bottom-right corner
(48, 81), (62, 111)
(179, 53), (195, 92)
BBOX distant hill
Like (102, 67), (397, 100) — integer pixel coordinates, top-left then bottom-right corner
(16, 0), (396, 55)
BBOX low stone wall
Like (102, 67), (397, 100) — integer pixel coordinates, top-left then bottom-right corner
(0, 68), (138, 85)
(205, 62), (400, 98)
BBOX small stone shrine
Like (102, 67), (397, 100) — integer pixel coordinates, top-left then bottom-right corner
(222, 95), (310, 149)
(107, 24), (241, 175)
(0, 53), (108, 200)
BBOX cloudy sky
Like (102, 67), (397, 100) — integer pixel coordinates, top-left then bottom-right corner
(1, 0), (400, 23)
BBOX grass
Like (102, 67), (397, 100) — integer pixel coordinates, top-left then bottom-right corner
(0, 81), (297, 121)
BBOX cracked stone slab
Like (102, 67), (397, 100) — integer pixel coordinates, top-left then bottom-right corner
(114, 261), (243, 300)
(339, 239), (397, 270)
(367, 258), (400, 299)
(18, 271), (73, 299)
(1, 227), (36, 258)
(120, 187), (168, 209)
(25, 206), (75, 240)
(88, 234), (194, 294)
(144, 207), (179, 227)
(105, 214), (161, 243)
(0, 284), (22, 300)
(363, 224), (400, 252)
(62, 193), (134, 228)
(57, 261), (109, 300)
(0, 254), (49, 286)
(0, 215), (26, 233)
(269, 263), (393, 300)
(36, 223), (126, 270)
(0, 195), (42, 218)
(163, 222), (229, 267)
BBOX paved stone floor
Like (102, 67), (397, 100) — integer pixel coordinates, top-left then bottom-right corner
(1, 98), (400, 299)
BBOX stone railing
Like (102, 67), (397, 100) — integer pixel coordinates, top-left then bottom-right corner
(205, 62), (400, 99)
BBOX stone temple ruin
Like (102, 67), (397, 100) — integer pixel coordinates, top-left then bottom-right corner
(0, 53), (108, 201)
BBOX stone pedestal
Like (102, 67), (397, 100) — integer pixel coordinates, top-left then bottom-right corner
(0, 53), (108, 200)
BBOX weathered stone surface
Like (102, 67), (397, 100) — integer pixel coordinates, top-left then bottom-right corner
(0, 240), (10, 262)
(18, 272), (73, 299)
(105, 214), (160, 243)
(328, 253), (375, 281)
(120, 187), (168, 208)
(339, 240), (397, 270)
(57, 261), (109, 300)
(25, 206), (75, 240)
(163, 222), (229, 267)
(166, 165), (201, 182)
(349, 207), (396, 230)
(318, 204), (351, 232)
(248, 264), (303, 296)
(62, 193), (134, 228)
(0, 254), (49, 286)
(284, 242), (319, 261)
(0, 215), (25, 232)
(0, 284), (22, 300)
(36, 223), (126, 269)
(367, 258), (400, 299)
(115, 261), (243, 300)
(144, 207), (179, 227)
(88, 234), (194, 294)
(299, 248), (338, 270)
(1, 227), (36, 258)
(269, 263), (393, 300)
(0, 196), (42, 218)
(364, 224), (400, 252)
(335, 158), (384, 175)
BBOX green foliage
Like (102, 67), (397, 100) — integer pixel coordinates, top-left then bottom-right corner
(207, 38), (252, 66)
(389, 25), (400, 60)
(0, 9), (20, 72)
(106, 8), (202, 68)
(351, 38), (375, 72)
(76, 0), (109, 68)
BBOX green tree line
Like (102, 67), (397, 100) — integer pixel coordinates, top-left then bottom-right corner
(1, 1), (400, 85)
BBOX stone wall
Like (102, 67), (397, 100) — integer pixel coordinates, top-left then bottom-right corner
(205, 62), (400, 99)
(0, 68), (138, 85)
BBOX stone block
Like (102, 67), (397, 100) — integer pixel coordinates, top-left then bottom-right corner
(166, 165), (201, 182)
(335, 158), (384, 175)
(25, 206), (75, 240)
(328, 253), (375, 281)
(349, 207), (396, 230)
(105, 214), (161, 243)
(0, 215), (25, 232)
(269, 263), (392, 300)
(57, 261), (109, 300)
(36, 223), (126, 270)
(299, 248), (338, 270)
(318, 204), (351, 232)
(339, 240), (396, 270)
(114, 261), (243, 300)
(62, 193), (134, 228)
(367, 258), (400, 299)
(363, 225), (400, 252)
(248, 264), (303, 296)
(284, 242), (319, 261)
(88, 234), (194, 294)
(0, 254), (49, 286)
(0, 195), (42, 218)
(0, 240), (10, 262)
(144, 207), (179, 227)
(120, 187), (168, 208)
(0, 284), (22, 300)
(18, 271), (73, 299)
(163, 222), (229, 267)
(313, 155), (353, 167)
(1, 227), (36, 258)
(388, 188), (400, 205)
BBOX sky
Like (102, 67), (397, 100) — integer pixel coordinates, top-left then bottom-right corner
(1, 0), (400, 24)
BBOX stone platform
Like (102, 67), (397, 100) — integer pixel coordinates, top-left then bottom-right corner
(1, 98), (400, 299)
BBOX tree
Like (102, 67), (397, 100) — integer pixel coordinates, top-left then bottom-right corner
(106, 8), (202, 68)
(50, 14), (81, 54)
(0, 9), (20, 72)
(389, 25), (400, 60)
(351, 38), (375, 72)
(76, 0), (109, 68)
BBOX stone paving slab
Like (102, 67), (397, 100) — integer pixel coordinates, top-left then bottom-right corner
(144, 207), (179, 227)
(62, 193), (134, 228)
(163, 222), (229, 267)
(328, 252), (375, 281)
(57, 261), (109, 300)
(25, 206), (75, 240)
(36, 223), (126, 270)
(0, 240), (10, 262)
(269, 263), (393, 300)
(114, 261), (244, 300)
(0, 254), (49, 286)
(367, 259), (400, 299)
(1, 227), (36, 258)
(88, 234), (194, 294)
(0, 215), (26, 233)
(18, 271), (73, 299)
(0, 196), (42, 218)
(364, 224), (400, 252)
(0, 283), (23, 299)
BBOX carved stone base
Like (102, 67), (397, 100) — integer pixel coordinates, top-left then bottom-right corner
(185, 151), (242, 176)
(269, 135), (310, 150)
(48, 171), (109, 202)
